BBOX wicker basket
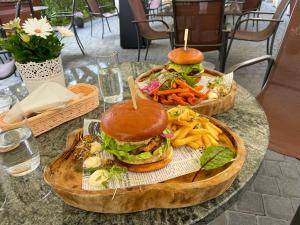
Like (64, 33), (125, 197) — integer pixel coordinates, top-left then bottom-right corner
(135, 66), (237, 116)
(0, 83), (99, 136)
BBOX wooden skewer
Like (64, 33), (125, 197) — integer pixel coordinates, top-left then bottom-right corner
(184, 28), (189, 51)
(127, 76), (138, 110)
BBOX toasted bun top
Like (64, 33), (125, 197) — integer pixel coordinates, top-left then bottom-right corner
(101, 99), (168, 142)
(168, 47), (204, 65)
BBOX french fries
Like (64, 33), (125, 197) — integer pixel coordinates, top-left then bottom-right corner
(167, 106), (223, 149)
(149, 79), (208, 106)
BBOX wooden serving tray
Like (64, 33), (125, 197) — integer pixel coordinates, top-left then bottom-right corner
(44, 116), (246, 213)
(135, 66), (237, 116)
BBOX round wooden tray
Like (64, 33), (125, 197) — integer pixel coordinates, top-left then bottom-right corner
(43, 116), (246, 213)
(135, 66), (237, 116)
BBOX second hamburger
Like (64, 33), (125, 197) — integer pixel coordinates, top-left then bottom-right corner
(167, 47), (204, 79)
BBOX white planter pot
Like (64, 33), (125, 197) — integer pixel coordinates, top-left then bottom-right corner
(15, 56), (65, 93)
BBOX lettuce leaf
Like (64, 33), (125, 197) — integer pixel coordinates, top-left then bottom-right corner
(168, 61), (204, 76)
(101, 132), (142, 152)
(101, 130), (171, 162)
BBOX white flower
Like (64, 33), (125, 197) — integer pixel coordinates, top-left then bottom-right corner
(2, 18), (21, 30)
(22, 17), (52, 39)
(56, 26), (74, 37)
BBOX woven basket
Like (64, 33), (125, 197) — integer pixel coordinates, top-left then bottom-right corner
(135, 66), (237, 116)
(0, 83), (99, 136)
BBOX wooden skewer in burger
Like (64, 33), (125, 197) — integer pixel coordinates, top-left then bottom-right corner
(100, 76), (173, 172)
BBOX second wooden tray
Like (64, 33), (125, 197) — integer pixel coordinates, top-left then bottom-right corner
(135, 66), (237, 116)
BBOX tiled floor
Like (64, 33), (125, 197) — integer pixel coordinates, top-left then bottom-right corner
(1, 1), (299, 224)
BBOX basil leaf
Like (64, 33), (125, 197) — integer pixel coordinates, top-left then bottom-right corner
(200, 146), (235, 170)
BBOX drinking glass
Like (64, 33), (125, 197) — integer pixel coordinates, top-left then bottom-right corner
(96, 52), (123, 103)
(0, 127), (40, 177)
(0, 89), (17, 113)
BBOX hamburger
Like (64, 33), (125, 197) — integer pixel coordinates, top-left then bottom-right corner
(167, 47), (204, 78)
(100, 99), (173, 172)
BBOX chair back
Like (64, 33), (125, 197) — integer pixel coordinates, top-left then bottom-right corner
(0, 1), (19, 23)
(243, 0), (262, 12)
(263, 0), (290, 35)
(172, 0), (225, 51)
(128, 0), (153, 37)
(256, 0), (300, 158)
(85, 0), (102, 15)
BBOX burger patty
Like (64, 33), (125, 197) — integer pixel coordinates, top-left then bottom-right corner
(131, 136), (163, 155)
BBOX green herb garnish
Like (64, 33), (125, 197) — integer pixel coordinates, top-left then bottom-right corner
(192, 146), (235, 182)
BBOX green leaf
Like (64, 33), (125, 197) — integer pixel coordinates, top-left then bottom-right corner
(101, 132), (142, 152)
(200, 146), (235, 170)
(168, 61), (204, 76)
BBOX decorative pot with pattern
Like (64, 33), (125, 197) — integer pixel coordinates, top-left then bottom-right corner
(15, 56), (65, 93)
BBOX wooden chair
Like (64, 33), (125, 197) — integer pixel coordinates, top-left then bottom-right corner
(84, 0), (119, 38)
(49, 0), (84, 55)
(226, 0), (290, 59)
(128, 0), (172, 61)
(226, 0), (300, 159)
(171, 0), (230, 72)
(0, 0), (34, 23)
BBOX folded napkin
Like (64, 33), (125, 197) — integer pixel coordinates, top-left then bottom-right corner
(4, 82), (80, 123)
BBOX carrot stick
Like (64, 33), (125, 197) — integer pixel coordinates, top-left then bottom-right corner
(176, 79), (207, 99)
(150, 86), (160, 95)
(170, 94), (188, 106)
(178, 92), (194, 98)
(157, 88), (189, 95)
(153, 95), (159, 102)
(187, 97), (199, 105)
(161, 98), (176, 105)
(195, 85), (204, 91)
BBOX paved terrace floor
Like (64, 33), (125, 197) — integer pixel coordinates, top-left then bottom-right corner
(1, 1), (299, 225)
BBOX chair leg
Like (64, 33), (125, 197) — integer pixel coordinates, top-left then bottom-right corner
(101, 17), (105, 39)
(270, 34), (276, 55)
(245, 13), (250, 30)
(144, 39), (150, 60)
(226, 37), (234, 61)
(72, 24), (85, 55)
(136, 34), (141, 62)
(105, 17), (112, 32)
(256, 12), (259, 32)
(90, 15), (93, 37)
(266, 38), (270, 54)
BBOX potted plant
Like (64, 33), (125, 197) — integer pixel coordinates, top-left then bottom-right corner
(74, 11), (84, 28)
(0, 17), (73, 92)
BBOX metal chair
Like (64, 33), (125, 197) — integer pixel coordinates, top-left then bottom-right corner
(0, 58), (16, 80)
(146, 0), (173, 20)
(0, 19), (16, 80)
(171, 0), (230, 72)
(226, 0), (300, 159)
(84, 0), (119, 38)
(225, 0), (263, 27)
(226, 0), (290, 58)
(128, 0), (172, 61)
(50, 0), (85, 55)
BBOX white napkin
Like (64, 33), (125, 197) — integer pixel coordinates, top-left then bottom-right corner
(4, 82), (80, 123)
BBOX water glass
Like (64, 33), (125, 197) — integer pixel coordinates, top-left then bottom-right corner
(96, 52), (123, 103)
(0, 127), (40, 177)
(0, 89), (17, 113)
